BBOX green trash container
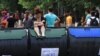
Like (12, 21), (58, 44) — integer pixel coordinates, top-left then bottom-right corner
(29, 28), (67, 56)
(0, 28), (28, 56)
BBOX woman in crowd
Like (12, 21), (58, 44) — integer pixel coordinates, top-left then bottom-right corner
(1, 10), (9, 28)
(33, 10), (45, 37)
(23, 10), (30, 28)
(78, 16), (86, 27)
(65, 11), (73, 28)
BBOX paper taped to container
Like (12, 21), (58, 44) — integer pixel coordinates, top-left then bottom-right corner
(41, 48), (59, 56)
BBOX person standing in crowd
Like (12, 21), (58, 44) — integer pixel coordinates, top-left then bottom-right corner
(59, 15), (65, 27)
(28, 13), (34, 28)
(78, 16), (86, 27)
(91, 7), (100, 26)
(23, 10), (29, 28)
(86, 11), (99, 26)
(1, 9), (9, 28)
(44, 8), (60, 27)
(14, 10), (20, 21)
(33, 10), (45, 37)
(7, 13), (16, 28)
(65, 11), (73, 28)
(85, 9), (91, 22)
(14, 10), (22, 28)
(95, 10), (99, 18)
(23, 10), (33, 28)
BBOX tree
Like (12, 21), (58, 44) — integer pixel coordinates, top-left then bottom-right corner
(0, 0), (18, 12)
(91, 0), (100, 6)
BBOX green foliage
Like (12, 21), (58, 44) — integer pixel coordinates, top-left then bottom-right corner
(0, 0), (18, 12)
(18, 0), (57, 10)
(0, 0), (8, 10)
(0, 0), (100, 13)
(91, 0), (100, 6)
(19, 0), (31, 9)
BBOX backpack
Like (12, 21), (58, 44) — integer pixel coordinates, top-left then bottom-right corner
(90, 17), (99, 26)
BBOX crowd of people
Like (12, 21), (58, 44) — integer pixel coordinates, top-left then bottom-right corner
(0, 8), (61, 37)
(0, 10), (23, 28)
(0, 6), (100, 37)
(77, 8), (100, 27)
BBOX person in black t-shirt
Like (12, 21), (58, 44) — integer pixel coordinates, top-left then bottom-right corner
(7, 13), (16, 28)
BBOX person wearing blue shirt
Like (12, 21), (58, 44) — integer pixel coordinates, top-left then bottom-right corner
(44, 8), (60, 27)
(85, 9), (91, 22)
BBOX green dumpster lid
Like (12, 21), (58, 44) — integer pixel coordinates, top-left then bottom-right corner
(30, 28), (66, 38)
(0, 29), (26, 40)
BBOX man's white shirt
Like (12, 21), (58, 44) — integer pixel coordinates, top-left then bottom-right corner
(86, 16), (99, 26)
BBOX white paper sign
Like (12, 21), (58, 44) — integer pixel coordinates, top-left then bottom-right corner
(41, 48), (59, 56)
(2, 55), (12, 56)
(98, 48), (100, 55)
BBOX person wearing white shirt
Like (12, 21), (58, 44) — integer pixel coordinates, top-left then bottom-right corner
(86, 12), (99, 26)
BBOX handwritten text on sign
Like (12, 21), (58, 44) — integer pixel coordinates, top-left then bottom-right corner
(41, 48), (59, 56)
